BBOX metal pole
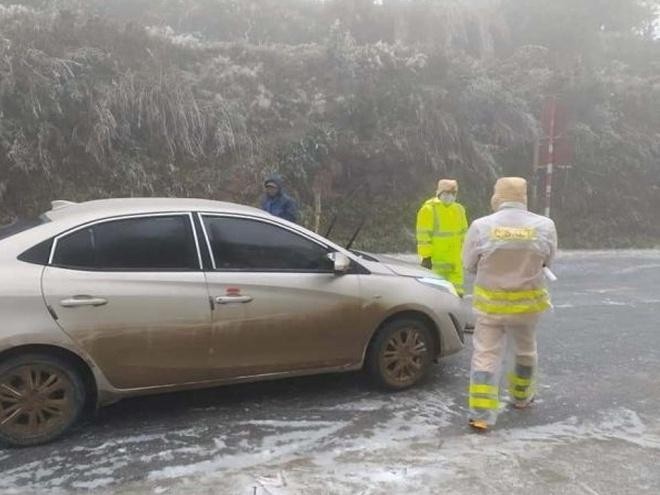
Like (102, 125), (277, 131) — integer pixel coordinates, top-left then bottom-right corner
(544, 96), (557, 218)
(531, 133), (539, 213)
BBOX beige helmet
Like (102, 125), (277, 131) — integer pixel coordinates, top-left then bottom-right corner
(436, 179), (458, 195)
(491, 177), (528, 211)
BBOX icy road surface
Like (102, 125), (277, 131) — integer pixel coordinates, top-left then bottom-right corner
(1, 251), (659, 494)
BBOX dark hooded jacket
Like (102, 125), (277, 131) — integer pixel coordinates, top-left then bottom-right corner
(261, 175), (298, 223)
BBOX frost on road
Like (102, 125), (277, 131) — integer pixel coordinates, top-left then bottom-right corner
(1, 251), (659, 494)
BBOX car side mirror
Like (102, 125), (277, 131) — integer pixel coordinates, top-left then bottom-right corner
(328, 252), (351, 274)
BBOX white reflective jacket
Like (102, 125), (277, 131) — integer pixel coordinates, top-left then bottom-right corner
(463, 203), (558, 315)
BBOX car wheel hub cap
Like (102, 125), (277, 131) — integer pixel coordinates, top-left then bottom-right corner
(0, 365), (73, 438)
(381, 328), (428, 385)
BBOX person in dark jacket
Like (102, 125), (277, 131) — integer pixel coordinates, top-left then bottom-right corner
(261, 175), (298, 223)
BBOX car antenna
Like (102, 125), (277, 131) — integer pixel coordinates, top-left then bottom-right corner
(324, 184), (364, 240)
(346, 217), (366, 250)
(324, 214), (338, 238)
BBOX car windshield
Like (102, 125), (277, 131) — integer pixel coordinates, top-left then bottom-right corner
(0, 216), (48, 241)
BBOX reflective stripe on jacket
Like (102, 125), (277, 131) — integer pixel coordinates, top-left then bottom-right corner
(462, 202), (557, 315)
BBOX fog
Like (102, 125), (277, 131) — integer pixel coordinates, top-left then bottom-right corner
(0, 0), (659, 249)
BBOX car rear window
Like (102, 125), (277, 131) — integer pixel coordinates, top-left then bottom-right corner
(52, 215), (200, 271)
(0, 216), (49, 242)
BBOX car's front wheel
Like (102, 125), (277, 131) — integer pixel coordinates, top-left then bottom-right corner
(365, 318), (434, 390)
(0, 353), (85, 447)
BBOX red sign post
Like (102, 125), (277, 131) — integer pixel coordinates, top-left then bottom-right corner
(538, 97), (572, 217)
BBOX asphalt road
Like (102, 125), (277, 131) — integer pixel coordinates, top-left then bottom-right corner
(1, 251), (659, 494)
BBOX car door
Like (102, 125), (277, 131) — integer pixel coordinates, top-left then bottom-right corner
(41, 213), (213, 389)
(199, 214), (369, 379)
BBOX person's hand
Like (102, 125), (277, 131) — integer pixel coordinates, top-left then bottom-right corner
(421, 257), (432, 269)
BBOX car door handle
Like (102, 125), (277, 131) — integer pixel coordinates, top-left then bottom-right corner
(60, 296), (108, 308)
(215, 295), (253, 305)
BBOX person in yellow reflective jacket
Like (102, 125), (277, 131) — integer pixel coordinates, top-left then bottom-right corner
(462, 177), (557, 432)
(416, 179), (468, 296)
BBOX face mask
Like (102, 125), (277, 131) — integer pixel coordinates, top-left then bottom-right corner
(439, 192), (456, 204)
(265, 184), (279, 197)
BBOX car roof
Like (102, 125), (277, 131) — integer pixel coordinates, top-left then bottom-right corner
(2, 197), (358, 266)
(0, 198), (276, 258)
(44, 197), (264, 222)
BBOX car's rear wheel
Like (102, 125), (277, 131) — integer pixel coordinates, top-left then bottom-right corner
(365, 318), (434, 390)
(0, 353), (85, 447)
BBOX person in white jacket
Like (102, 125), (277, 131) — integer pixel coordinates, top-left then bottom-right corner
(462, 177), (557, 431)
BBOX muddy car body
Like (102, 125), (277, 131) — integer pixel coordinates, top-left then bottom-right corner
(0, 198), (466, 446)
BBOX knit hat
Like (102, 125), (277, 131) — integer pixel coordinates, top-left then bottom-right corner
(437, 179), (458, 194)
(491, 177), (528, 211)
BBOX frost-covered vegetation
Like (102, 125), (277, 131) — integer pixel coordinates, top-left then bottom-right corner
(1, 0), (658, 249)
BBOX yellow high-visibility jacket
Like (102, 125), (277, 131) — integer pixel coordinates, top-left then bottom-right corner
(416, 197), (468, 294)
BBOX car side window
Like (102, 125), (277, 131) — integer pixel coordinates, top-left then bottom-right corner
(52, 215), (199, 271)
(202, 216), (333, 272)
(53, 227), (95, 267)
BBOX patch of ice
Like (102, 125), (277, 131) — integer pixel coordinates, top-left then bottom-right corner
(189, 406), (217, 412)
(84, 462), (129, 478)
(316, 398), (387, 412)
(602, 300), (633, 307)
(584, 288), (628, 294)
(70, 427), (205, 454)
(256, 471), (287, 488)
(144, 387), (460, 488)
(551, 299), (637, 309)
(615, 263), (660, 275)
(45, 475), (73, 488)
(139, 446), (216, 464)
(237, 419), (340, 428)
(33, 467), (58, 482)
(71, 434), (165, 452)
(0, 460), (49, 487)
(147, 420), (347, 481)
(71, 477), (115, 489)
(1, 446), (138, 492)
(557, 250), (660, 259)
(150, 407), (660, 494)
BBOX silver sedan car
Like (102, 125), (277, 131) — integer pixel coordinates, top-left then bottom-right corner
(0, 198), (466, 446)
